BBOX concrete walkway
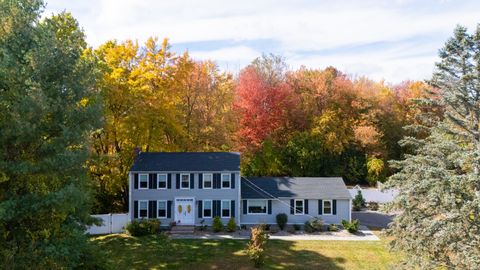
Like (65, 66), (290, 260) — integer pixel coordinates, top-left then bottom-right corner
(170, 225), (379, 241)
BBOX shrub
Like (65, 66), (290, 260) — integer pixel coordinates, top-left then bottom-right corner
(341, 219), (360, 233)
(126, 219), (160, 236)
(276, 213), (288, 230)
(328, 224), (339, 232)
(245, 225), (270, 268)
(304, 221), (314, 233)
(241, 224), (247, 230)
(352, 190), (366, 211)
(293, 224), (301, 231)
(212, 216), (223, 232)
(226, 218), (237, 232)
(304, 217), (323, 233)
(367, 201), (379, 211)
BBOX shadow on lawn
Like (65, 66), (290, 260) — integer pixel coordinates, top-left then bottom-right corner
(93, 234), (345, 270)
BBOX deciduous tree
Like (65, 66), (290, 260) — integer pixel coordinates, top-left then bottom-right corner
(0, 1), (104, 267)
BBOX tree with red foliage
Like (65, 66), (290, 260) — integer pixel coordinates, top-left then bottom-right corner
(234, 66), (295, 150)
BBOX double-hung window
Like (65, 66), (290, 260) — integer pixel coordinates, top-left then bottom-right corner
(157, 174), (167, 189)
(181, 174), (190, 189)
(203, 200), (212, 218)
(139, 174), (148, 189)
(139, 200), (148, 218)
(203, 174), (212, 189)
(323, 200), (332, 215)
(157, 200), (167, 218)
(221, 174), (230, 189)
(221, 200), (231, 217)
(248, 200), (268, 214)
(294, 199), (304, 215)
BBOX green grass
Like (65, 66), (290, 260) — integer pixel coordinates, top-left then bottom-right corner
(92, 233), (398, 270)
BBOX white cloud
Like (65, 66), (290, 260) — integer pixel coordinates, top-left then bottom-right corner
(43, 0), (480, 83)
(189, 45), (259, 62)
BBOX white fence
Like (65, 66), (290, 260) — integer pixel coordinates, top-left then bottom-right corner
(87, 213), (129, 235)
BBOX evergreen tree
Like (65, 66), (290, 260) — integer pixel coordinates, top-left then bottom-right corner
(385, 25), (480, 269)
(0, 1), (104, 268)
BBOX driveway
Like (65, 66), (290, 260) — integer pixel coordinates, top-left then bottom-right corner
(352, 211), (394, 228)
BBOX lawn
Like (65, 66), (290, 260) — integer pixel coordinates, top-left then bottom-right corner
(92, 231), (398, 269)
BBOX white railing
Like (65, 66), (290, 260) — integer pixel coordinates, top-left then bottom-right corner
(86, 213), (129, 235)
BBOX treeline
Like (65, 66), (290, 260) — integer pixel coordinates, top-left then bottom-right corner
(89, 40), (432, 213)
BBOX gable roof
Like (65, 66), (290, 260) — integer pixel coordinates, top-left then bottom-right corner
(130, 152), (240, 172)
(241, 177), (351, 199)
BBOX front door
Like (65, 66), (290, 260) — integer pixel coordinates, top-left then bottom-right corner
(174, 197), (195, 225)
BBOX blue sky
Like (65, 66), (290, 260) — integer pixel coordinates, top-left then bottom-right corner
(44, 0), (479, 83)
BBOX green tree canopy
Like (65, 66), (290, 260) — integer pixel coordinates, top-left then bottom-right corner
(0, 0), (103, 268)
(385, 25), (480, 269)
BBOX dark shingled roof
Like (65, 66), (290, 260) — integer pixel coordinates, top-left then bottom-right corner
(241, 177), (351, 199)
(130, 152), (240, 172)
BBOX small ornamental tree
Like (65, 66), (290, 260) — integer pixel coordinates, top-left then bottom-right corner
(246, 225), (270, 268)
(352, 190), (366, 211)
(226, 218), (237, 232)
(212, 216), (223, 232)
(276, 213), (288, 230)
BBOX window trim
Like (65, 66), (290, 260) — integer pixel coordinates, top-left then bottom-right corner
(221, 173), (231, 189)
(157, 174), (167, 190)
(294, 199), (304, 215)
(138, 174), (149, 190)
(202, 199), (212, 218)
(180, 174), (190, 189)
(157, 200), (167, 218)
(203, 173), (213, 189)
(138, 200), (148, 218)
(323, 199), (333, 215)
(247, 199), (268, 215)
(221, 200), (231, 218)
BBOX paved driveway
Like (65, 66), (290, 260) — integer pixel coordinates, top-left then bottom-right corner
(352, 211), (394, 228)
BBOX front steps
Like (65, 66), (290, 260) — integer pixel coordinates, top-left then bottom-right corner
(170, 225), (195, 234)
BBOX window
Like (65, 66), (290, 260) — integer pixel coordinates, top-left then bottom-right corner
(139, 200), (148, 218)
(203, 174), (212, 189)
(157, 174), (167, 189)
(157, 200), (167, 218)
(203, 200), (212, 218)
(294, 199), (304, 215)
(139, 174), (148, 189)
(323, 200), (332, 215)
(221, 174), (230, 189)
(248, 200), (267, 214)
(221, 200), (231, 217)
(181, 174), (190, 189)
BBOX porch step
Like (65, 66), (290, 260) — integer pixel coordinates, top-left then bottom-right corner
(170, 225), (195, 234)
